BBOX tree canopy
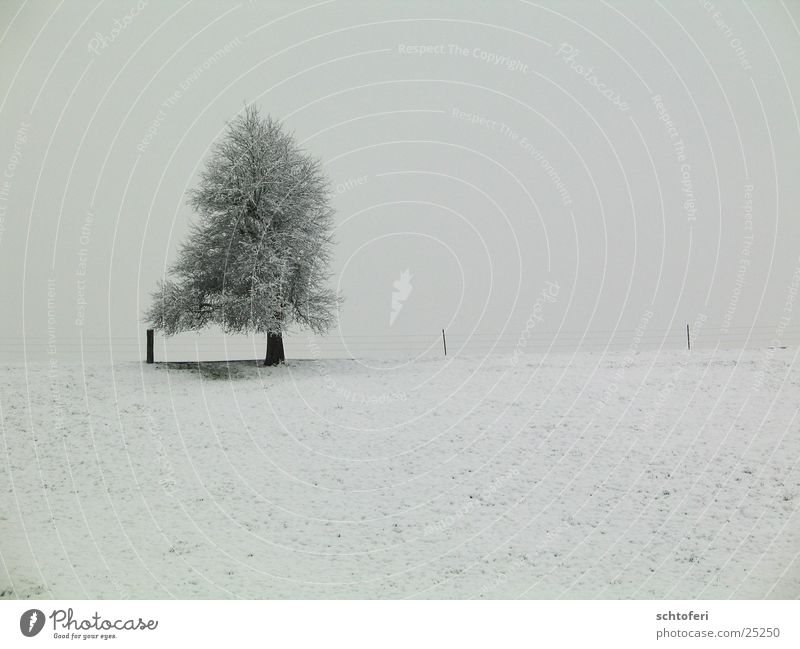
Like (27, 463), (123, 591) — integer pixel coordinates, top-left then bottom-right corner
(146, 105), (339, 347)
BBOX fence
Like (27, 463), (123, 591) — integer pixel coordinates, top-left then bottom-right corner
(2, 325), (797, 363)
(135, 324), (798, 364)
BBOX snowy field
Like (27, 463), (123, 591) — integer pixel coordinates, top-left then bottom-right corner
(1, 349), (799, 599)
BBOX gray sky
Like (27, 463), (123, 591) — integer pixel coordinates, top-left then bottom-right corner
(1, 0), (799, 361)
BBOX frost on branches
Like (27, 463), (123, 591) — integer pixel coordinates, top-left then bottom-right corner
(146, 105), (340, 365)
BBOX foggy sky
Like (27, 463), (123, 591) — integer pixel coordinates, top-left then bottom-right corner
(1, 0), (799, 361)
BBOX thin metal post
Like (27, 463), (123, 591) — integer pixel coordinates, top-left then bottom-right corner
(442, 329), (447, 356)
(686, 324), (690, 351)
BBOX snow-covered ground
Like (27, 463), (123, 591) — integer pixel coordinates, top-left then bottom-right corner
(1, 349), (799, 599)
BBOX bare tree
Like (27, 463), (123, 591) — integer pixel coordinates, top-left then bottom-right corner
(146, 104), (340, 365)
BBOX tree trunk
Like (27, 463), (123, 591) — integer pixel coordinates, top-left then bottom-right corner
(264, 332), (285, 366)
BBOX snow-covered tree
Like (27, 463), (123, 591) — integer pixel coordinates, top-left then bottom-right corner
(146, 104), (339, 365)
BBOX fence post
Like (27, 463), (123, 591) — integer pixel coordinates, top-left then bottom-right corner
(146, 328), (154, 364)
(686, 324), (690, 351)
(442, 329), (447, 356)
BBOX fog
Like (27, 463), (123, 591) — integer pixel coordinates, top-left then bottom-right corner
(1, 0), (799, 362)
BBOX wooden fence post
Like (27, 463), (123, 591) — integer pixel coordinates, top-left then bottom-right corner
(146, 328), (154, 364)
